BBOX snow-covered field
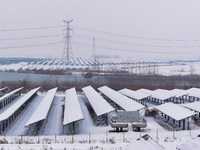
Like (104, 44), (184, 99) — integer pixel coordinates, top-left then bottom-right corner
(0, 58), (200, 76)
(0, 92), (200, 149)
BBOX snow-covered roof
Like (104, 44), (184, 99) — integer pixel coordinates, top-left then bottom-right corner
(170, 89), (188, 97)
(154, 102), (195, 121)
(0, 87), (40, 122)
(0, 87), (24, 102)
(25, 87), (57, 127)
(82, 86), (114, 116)
(137, 89), (174, 101)
(118, 88), (150, 100)
(98, 86), (145, 111)
(181, 101), (200, 112)
(186, 88), (200, 98)
(63, 88), (84, 125)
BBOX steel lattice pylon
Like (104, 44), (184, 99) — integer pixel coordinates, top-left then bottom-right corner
(62, 20), (73, 65)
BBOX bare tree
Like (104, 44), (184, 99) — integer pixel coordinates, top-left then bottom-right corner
(190, 63), (195, 75)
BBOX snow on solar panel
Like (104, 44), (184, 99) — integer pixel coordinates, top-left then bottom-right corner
(0, 87), (8, 92)
(181, 101), (200, 112)
(0, 87), (24, 102)
(170, 89), (188, 98)
(98, 86), (145, 111)
(118, 88), (150, 100)
(88, 58), (94, 64)
(137, 89), (173, 101)
(84, 58), (90, 64)
(83, 58), (90, 65)
(42, 65), (50, 70)
(154, 102), (195, 121)
(0, 87), (40, 122)
(74, 58), (79, 65)
(123, 138), (165, 150)
(82, 86), (114, 116)
(187, 88), (200, 98)
(79, 58), (85, 66)
(177, 137), (200, 150)
(25, 87), (57, 127)
(154, 89), (176, 98)
(63, 88), (84, 125)
(36, 64), (43, 70)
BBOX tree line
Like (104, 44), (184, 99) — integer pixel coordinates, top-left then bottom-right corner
(1, 73), (200, 93)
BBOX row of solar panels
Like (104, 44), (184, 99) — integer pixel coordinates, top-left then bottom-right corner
(21, 57), (188, 71)
(119, 88), (200, 101)
(63, 86), (146, 126)
(1, 86), (200, 128)
(64, 86), (200, 125)
(22, 58), (130, 70)
(23, 85), (147, 127)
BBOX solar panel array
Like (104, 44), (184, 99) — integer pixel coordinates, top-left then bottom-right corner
(98, 86), (145, 111)
(63, 88), (84, 125)
(82, 86), (114, 116)
(25, 87), (57, 127)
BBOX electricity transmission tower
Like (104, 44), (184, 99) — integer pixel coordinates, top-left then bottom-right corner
(62, 20), (73, 64)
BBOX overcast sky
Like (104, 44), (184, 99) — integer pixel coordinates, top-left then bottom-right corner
(0, 0), (200, 60)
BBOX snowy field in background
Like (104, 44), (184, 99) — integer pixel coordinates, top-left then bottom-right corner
(0, 58), (200, 76)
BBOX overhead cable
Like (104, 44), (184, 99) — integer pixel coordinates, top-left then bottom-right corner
(72, 25), (200, 42)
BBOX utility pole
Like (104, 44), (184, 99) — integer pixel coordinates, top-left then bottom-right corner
(62, 20), (73, 65)
(92, 38), (95, 58)
(92, 38), (98, 70)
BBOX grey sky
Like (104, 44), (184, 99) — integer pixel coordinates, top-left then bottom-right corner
(0, 0), (200, 60)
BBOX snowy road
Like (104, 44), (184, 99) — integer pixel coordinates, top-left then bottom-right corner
(5, 96), (43, 135)
(78, 95), (112, 134)
(41, 95), (64, 135)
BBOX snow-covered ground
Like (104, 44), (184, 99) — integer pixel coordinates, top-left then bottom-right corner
(78, 95), (113, 134)
(41, 95), (64, 135)
(158, 61), (200, 76)
(1, 58), (200, 76)
(3, 95), (43, 135)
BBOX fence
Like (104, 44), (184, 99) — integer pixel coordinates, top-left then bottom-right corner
(0, 129), (199, 144)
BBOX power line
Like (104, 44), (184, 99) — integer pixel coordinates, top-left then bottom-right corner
(1, 40), (199, 55)
(72, 41), (198, 54)
(72, 25), (200, 42)
(1, 32), (200, 48)
(1, 23), (200, 56)
(0, 34), (63, 41)
(1, 32), (200, 49)
(0, 42), (63, 49)
(73, 34), (200, 48)
(0, 25), (63, 32)
(1, 24), (200, 42)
